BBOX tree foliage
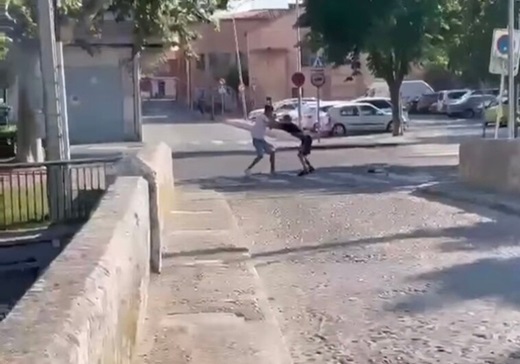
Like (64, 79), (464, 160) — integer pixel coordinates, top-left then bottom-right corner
(4, 0), (229, 53)
(299, 0), (449, 135)
(443, 0), (506, 86)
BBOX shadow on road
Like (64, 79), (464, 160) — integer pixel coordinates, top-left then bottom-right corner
(176, 163), (457, 197)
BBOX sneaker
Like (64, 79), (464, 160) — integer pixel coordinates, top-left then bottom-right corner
(308, 166), (315, 173)
(297, 170), (309, 177)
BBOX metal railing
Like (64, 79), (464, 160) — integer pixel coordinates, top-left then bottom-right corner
(0, 157), (120, 230)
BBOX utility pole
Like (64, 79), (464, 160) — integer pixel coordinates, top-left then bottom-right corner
(54, 0), (70, 159)
(37, 0), (67, 220)
(231, 16), (248, 120)
(295, 0), (302, 127)
(37, 0), (65, 161)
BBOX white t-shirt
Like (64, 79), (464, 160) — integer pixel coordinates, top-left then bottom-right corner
(251, 115), (268, 139)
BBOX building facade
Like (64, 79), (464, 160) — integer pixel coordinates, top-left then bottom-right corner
(163, 9), (424, 110)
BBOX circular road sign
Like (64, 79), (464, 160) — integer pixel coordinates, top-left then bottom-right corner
(238, 83), (245, 92)
(310, 72), (326, 88)
(291, 72), (305, 87)
(219, 78), (226, 85)
(497, 34), (510, 55)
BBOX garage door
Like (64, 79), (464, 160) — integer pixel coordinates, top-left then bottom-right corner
(65, 66), (125, 144)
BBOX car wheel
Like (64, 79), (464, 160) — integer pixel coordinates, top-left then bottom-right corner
(331, 124), (346, 137)
(462, 109), (475, 118)
(386, 121), (394, 132)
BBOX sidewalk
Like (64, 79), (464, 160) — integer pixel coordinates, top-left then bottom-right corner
(417, 181), (520, 217)
(224, 118), (420, 150)
(136, 186), (293, 364)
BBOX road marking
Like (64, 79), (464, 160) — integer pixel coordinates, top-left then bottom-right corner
(211, 140), (225, 145)
(142, 115), (168, 119)
(170, 210), (213, 215)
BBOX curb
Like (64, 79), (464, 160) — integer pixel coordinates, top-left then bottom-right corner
(416, 182), (520, 217)
(276, 142), (406, 151)
(221, 192), (294, 364)
(223, 120), (416, 151)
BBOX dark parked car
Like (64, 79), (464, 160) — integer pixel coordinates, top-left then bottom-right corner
(416, 92), (439, 113)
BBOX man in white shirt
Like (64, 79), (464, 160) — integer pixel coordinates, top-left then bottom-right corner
(245, 104), (276, 175)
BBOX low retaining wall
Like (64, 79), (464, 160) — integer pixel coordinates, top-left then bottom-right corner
(117, 142), (174, 273)
(460, 139), (520, 193)
(0, 176), (151, 363)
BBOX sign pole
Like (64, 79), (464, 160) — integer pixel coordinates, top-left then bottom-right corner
(496, 73), (505, 139)
(221, 92), (225, 115)
(316, 87), (321, 143)
(508, 2), (516, 139)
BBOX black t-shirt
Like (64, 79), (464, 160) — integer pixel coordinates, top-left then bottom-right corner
(278, 122), (303, 139)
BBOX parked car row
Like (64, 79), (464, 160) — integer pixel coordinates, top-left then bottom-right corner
(408, 88), (500, 118)
(247, 97), (409, 137)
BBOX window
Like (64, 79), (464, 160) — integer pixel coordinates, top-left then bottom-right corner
(300, 44), (313, 67)
(238, 52), (248, 68)
(360, 105), (377, 116)
(369, 100), (391, 109)
(278, 104), (295, 111)
(340, 106), (358, 116)
(448, 91), (467, 99)
(196, 54), (206, 70)
(320, 105), (333, 112)
(208, 52), (232, 75)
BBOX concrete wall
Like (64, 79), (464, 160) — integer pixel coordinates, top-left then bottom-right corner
(117, 142), (175, 273)
(64, 46), (141, 144)
(0, 143), (174, 363)
(459, 139), (520, 193)
(0, 177), (151, 364)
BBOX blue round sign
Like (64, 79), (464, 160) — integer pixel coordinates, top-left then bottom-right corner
(497, 34), (510, 54)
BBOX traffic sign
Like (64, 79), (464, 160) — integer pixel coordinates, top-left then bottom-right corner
(311, 55), (325, 69)
(219, 78), (226, 85)
(489, 28), (520, 75)
(238, 83), (245, 92)
(310, 72), (325, 88)
(291, 72), (305, 87)
(218, 85), (226, 94)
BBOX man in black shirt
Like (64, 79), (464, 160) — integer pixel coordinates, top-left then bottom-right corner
(273, 115), (315, 176)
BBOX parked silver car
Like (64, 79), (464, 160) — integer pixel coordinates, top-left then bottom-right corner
(446, 94), (497, 118)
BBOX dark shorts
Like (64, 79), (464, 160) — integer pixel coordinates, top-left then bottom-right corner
(299, 135), (313, 156)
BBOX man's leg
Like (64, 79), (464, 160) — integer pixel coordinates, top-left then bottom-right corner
(264, 140), (276, 174)
(297, 151), (309, 176)
(245, 139), (264, 175)
(302, 136), (314, 172)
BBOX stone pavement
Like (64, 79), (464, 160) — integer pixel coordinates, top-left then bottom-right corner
(136, 186), (293, 364)
(222, 170), (520, 363)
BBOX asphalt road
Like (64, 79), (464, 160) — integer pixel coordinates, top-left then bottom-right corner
(164, 115), (520, 364)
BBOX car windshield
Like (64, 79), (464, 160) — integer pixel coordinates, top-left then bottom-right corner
(449, 91), (468, 99)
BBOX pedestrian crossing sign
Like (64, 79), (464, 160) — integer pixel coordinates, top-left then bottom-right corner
(312, 55), (325, 69)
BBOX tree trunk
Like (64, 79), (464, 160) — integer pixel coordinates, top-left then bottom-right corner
(13, 41), (45, 162)
(388, 79), (404, 136)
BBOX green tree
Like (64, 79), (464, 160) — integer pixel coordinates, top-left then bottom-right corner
(299, 0), (448, 135)
(2, 0), (228, 161)
(443, 0), (505, 86)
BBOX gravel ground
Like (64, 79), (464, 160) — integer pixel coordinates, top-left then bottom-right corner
(223, 172), (520, 364)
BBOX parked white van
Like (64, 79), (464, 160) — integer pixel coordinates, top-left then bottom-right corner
(366, 79), (434, 104)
